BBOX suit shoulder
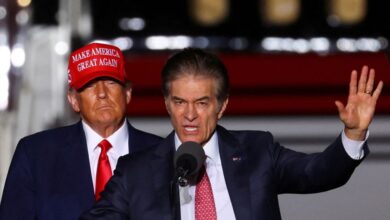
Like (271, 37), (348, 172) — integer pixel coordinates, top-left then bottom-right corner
(15, 123), (80, 154)
(19, 123), (79, 142)
(127, 125), (163, 153)
(227, 129), (274, 142)
(115, 143), (162, 171)
(131, 127), (162, 142)
(218, 127), (277, 154)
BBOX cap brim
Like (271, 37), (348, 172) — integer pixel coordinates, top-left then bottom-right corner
(71, 71), (126, 90)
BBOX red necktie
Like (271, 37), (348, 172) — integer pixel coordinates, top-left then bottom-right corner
(95, 139), (112, 200)
(195, 167), (217, 220)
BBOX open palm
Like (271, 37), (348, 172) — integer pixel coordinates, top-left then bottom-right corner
(335, 66), (383, 140)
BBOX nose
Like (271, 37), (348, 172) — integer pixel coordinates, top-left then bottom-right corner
(184, 103), (197, 121)
(95, 81), (107, 99)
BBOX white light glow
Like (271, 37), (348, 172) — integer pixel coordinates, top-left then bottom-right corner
(193, 37), (209, 48)
(145, 36), (192, 50)
(16, 9), (29, 25)
(54, 41), (69, 55)
(262, 37), (281, 51)
(292, 39), (310, 53)
(112, 37), (133, 50)
(336, 38), (357, 52)
(0, 6), (7, 20)
(145, 36), (170, 50)
(170, 36), (192, 49)
(310, 37), (330, 52)
(280, 38), (294, 52)
(0, 74), (9, 110)
(0, 32), (6, 43)
(356, 38), (381, 52)
(378, 37), (388, 49)
(119, 17), (145, 31)
(11, 44), (25, 67)
(263, 37), (332, 53)
(0, 45), (10, 111)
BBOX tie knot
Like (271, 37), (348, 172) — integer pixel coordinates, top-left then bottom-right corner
(98, 139), (112, 153)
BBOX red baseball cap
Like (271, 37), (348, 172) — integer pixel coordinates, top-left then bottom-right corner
(67, 42), (127, 90)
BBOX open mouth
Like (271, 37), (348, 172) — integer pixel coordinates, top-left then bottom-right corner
(184, 126), (198, 132)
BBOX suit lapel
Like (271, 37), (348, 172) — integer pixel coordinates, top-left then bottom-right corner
(217, 126), (251, 220)
(150, 132), (176, 220)
(126, 122), (140, 153)
(147, 128), (252, 219)
(56, 122), (95, 206)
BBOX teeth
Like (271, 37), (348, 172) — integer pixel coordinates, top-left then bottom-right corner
(184, 127), (197, 131)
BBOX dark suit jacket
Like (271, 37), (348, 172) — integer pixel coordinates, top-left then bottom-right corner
(0, 120), (162, 220)
(80, 125), (368, 220)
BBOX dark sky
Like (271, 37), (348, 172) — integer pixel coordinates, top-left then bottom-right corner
(32, 0), (390, 40)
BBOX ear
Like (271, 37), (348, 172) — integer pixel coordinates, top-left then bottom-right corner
(217, 98), (229, 119)
(125, 87), (132, 104)
(67, 90), (81, 112)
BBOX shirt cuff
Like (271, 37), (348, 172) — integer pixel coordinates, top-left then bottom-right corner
(341, 130), (369, 160)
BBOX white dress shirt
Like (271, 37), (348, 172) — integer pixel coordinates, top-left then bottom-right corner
(177, 130), (366, 220)
(82, 120), (129, 191)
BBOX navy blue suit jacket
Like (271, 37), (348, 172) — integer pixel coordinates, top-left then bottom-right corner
(0, 120), (162, 220)
(80, 125), (367, 220)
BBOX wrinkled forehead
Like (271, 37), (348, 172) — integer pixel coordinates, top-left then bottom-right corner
(169, 73), (219, 91)
(168, 74), (222, 104)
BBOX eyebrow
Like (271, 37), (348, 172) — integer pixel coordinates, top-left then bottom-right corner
(196, 96), (210, 102)
(171, 96), (210, 102)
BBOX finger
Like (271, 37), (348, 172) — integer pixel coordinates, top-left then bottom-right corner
(349, 70), (358, 95)
(372, 80), (384, 100)
(357, 65), (369, 93)
(365, 68), (375, 94)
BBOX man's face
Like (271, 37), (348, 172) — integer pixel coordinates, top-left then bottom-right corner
(165, 74), (228, 146)
(67, 78), (131, 130)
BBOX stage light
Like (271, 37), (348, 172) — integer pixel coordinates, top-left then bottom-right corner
(119, 17), (145, 31)
(54, 41), (69, 56)
(17, 0), (32, 8)
(11, 44), (25, 67)
(112, 37), (133, 50)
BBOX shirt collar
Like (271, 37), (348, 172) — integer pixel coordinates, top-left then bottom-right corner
(83, 120), (129, 156)
(174, 131), (220, 163)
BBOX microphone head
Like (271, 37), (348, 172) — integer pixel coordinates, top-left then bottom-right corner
(174, 141), (206, 177)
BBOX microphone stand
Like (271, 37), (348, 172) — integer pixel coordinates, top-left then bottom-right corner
(171, 141), (205, 220)
(170, 179), (180, 220)
(171, 168), (189, 220)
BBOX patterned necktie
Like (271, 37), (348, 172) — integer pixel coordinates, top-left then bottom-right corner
(195, 166), (217, 220)
(95, 139), (112, 200)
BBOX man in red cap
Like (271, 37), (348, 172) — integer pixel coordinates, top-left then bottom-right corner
(0, 42), (162, 220)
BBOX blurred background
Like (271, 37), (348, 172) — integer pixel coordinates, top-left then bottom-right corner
(0, 0), (389, 219)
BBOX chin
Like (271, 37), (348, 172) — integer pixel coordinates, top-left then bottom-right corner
(97, 117), (116, 124)
(181, 138), (201, 144)
(183, 139), (201, 144)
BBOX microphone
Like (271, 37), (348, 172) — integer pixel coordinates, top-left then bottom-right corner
(174, 141), (206, 187)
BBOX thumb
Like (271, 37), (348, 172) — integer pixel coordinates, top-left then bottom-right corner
(334, 100), (345, 114)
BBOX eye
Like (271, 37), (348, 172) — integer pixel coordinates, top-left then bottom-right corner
(105, 79), (117, 85)
(83, 82), (96, 90)
(174, 99), (184, 105)
(197, 101), (209, 107)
